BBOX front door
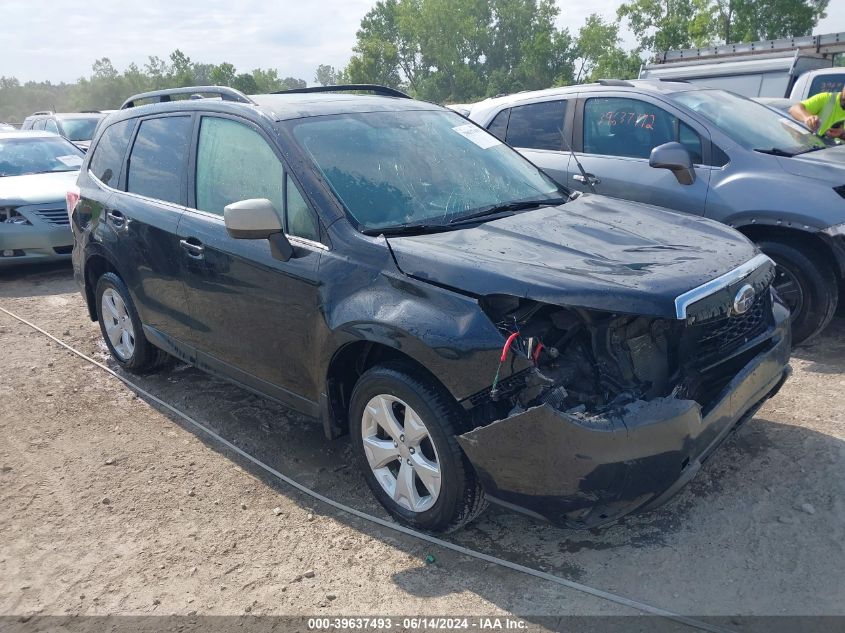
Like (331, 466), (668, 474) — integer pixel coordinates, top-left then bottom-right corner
(178, 115), (326, 410)
(571, 95), (711, 215)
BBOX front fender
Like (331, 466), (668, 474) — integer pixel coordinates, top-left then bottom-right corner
(322, 270), (521, 402)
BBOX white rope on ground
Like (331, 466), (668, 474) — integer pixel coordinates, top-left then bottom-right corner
(0, 304), (736, 633)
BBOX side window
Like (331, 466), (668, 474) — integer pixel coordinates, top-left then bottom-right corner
(195, 117), (283, 216)
(486, 109), (510, 141)
(127, 116), (192, 204)
(679, 122), (703, 164)
(583, 97), (676, 159)
(285, 174), (319, 241)
(44, 119), (60, 134)
(505, 100), (567, 150)
(33, 119), (46, 130)
(89, 119), (134, 186)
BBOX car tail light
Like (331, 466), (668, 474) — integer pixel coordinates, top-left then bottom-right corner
(66, 185), (80, 223)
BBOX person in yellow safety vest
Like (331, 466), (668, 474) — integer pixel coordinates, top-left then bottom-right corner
(789, 87), (845, 139)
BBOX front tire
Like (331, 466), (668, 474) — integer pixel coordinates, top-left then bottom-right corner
(95, 272), (169, 373)
(759, 240), (838, 345)
(350, 362), (486, 532)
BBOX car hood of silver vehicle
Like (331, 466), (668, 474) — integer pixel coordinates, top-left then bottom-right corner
(387, 193), (760, 320)
(0, 171), (79, 205)
(776, 144), (845, 183)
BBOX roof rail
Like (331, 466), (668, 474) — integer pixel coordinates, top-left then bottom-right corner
(78, 110), (104, 114)
(121, 86), (255, 109)
(272, 84), (411, 99)
(32, 110), (53, 116)
(597, 79), (635, 87)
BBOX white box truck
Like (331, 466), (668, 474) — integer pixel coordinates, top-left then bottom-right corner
(640, 32), (845, 100)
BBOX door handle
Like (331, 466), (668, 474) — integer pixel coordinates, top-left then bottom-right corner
(573, 174), (601, 185)
(179, 238), (205, 258)
(106, 210), (126, 227)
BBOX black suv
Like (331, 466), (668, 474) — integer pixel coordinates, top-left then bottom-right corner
(22, 111), (107, 151)
(70, 85), (791, 532)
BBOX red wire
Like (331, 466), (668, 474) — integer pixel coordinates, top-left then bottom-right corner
(500, 332), (520, 363)
(533, 342), (544, 363)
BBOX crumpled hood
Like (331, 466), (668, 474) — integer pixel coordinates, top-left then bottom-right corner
(776, 144), (845, 183)
(0, 171), (79, 206)
(387, 194), (759, 319)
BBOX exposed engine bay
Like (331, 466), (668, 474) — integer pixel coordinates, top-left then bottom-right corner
(470, 291), (773, 427)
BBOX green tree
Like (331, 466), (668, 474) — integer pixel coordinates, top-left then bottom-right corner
(484, 0), (574, 95)
(617, 0), (714, 53)
(232, 73), (259, 94)
(575, 14), (641, 82)
(210, 62), (237, 86)
(314, 64), (343, 86)
(0, 53), (306, 122)
(619, 0), (830, 54)
(168, 49), (195, 87)
(345, 0), (574, 103)
(715, 0), (829, 43)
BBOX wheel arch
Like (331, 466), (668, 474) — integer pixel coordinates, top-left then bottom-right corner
(321, 339), (462, 440)
(82, 249), (122, 321)
(733, 223), (844, 281)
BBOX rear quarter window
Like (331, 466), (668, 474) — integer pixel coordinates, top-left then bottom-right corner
(89, 119), (135, 187)
(505, 100), (567, 150)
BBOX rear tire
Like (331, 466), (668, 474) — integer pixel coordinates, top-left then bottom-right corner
(95, 272), (169, 373)
(759, 240), (838, 345)
(349, 362), (487, 532)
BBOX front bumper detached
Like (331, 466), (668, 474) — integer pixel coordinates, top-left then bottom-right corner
(457, 311), (792, 530)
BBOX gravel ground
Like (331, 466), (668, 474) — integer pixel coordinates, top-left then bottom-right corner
(1, 263), (843, 626)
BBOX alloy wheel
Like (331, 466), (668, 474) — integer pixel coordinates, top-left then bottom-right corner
(360, 394), (442, 513)
(773, 264), (805, 320)
(101, 287), (136, 361)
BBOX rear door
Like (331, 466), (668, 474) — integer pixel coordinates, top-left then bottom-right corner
(177, 114), (325, 411)
(571, 94), (711, 215)
(109, 114), (195, 345)
(485, 99), (572, 184)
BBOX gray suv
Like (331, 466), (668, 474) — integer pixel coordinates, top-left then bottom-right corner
(21, 111), (107, 152)
(468, 80), (845, 343)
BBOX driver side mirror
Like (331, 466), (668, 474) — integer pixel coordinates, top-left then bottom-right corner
(224, 198), (293, 262)
(649, 142), (696, 186)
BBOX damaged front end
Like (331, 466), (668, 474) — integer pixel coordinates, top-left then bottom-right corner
(458, 261), (792, 529)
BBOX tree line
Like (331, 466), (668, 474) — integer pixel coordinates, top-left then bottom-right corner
(0, 0), (830, 122)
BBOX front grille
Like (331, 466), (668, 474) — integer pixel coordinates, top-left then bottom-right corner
(31, 207), (69, 225)
(697, 291), (769, 355)
(678, 290), (773, 412)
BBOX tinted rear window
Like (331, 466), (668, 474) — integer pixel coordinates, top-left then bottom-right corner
(809, 74), (845, 97)
(89, 119), (134, 187)
(127, 116), (192, 204)
(505, 100), (567, 150)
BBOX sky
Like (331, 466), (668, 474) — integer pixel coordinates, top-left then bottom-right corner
(1, 0), (843, 85)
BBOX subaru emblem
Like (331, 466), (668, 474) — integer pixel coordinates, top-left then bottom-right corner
(733, 284), (756, 315)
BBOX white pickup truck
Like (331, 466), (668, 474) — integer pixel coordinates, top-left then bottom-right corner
(640, 32), (845, 100)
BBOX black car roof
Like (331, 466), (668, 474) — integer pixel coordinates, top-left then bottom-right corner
(102, 92), (443, 127)
(250, 93), (443, 120)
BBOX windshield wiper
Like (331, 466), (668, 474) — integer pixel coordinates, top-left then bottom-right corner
(754, 147), (797, 157)
(792, 145), (827, 155)
(362, 223), (451, 237)
(448, 197), (568, 225)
